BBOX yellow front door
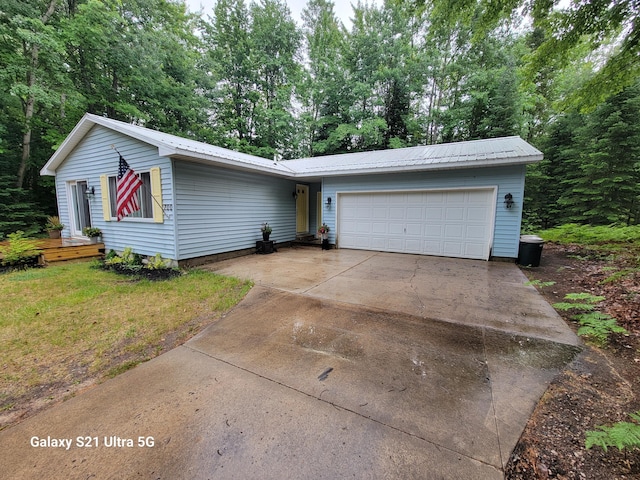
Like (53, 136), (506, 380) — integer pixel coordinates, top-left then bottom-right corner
(296, 184), (309, 234)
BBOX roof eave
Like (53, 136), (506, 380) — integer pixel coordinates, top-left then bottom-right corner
(294, 154), (544, 177)
(168, 148), (296, 177)
(40, 113), (95, 176)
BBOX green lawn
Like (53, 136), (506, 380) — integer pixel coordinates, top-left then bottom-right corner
(0, 262), (251, 426)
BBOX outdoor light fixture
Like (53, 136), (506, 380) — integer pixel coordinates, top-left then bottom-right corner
(292, 190), (298, 200)
(85, 186), (95, 198)
(504, 193), (514, 209)
(325, 197), (332, 206)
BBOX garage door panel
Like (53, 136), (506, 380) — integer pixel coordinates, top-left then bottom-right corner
(356, 206), (372, 219)
(444, 224), (464, 237)
(445, 207), (464, 221)
(443, 243), (463, 256)
(388, 238), (404, 250)
(405, 239), (422, 252)
(407, 207), (423, 220)
(466, 225), (487, 239)
(425, 225), (443, 238)
(389, 222), (405, 235)
(372, 222), (388, 234)
(338, 189), (494, 260)
(356, 222), (373, 234)
(406, 223), (423, 235)
(446, 191), (466, 202)
(426, 208), (444, 221)
(371, 237), (387, 249)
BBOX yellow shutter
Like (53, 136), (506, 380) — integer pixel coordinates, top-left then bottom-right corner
(100, 175), (111, 221)
(150, 167), (163, 223)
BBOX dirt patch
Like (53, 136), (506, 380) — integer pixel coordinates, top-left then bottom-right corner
(506, 243), (640, 479)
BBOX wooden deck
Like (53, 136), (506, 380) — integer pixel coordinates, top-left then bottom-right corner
(36, 238), (105, 262)
(0, 238), (105, 263)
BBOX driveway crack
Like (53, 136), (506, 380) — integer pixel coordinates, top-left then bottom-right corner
(409, 257), (426, 314)
(298, 251), (379, 294)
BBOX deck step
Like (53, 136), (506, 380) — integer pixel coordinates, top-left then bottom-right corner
(41, 244), (105, 262)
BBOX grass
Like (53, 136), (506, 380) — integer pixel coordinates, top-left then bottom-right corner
(0, 262), (251, 421)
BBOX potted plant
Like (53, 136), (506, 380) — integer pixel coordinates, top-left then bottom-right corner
(318, 223), (330, 239)
(318, 223), (330, 250)
(45, 216), (64, 239)
(82, 226), (102, 243)
(261, 222), (272, 241)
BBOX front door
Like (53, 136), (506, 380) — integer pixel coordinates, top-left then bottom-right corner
(295, 184), (309, 234)
(68, 180), (92, 236)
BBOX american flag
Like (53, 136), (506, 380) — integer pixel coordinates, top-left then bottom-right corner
(116, 155), (143, 221)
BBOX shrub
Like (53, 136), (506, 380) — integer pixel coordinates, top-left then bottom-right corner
(146, 253), (170, 270)
(0, 231), (42, 268)
(102, 248), (178, 280)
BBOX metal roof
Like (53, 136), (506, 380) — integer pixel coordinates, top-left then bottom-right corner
(286, 137), (542, 176)
(41, 114), (542, 177)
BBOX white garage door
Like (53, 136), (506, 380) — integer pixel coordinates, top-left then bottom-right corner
(337, 189), (495, 260)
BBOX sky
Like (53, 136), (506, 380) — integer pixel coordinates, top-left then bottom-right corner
(184, 0), (383, 28)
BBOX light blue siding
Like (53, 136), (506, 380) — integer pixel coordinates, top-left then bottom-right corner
(174, 162), (297, 259)
(54, 125), (176, 259)
(321, 165), (526, 258)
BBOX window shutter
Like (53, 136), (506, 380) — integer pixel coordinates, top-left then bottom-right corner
(100, 175), (111, 221)
(150, 167), (163, 223)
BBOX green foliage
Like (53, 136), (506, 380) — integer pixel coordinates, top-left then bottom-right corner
(103, 247), (174, 278)
(146, 253), (170, 270)
(553, 292), (627, 346)
(104, 247), (140, 267)
(0, 231), (41, 267)
(586, 411), (640, 452)
(539, 224), (640, 245)
(82, 227), (101, 237)
(0, 0), (638, 235)
(524, 279), (556, 289)
(45, 216), (63, 230)
(601, 268), (640, 284)
(552, 293), (604, 312)
(576, 312), (628, 346)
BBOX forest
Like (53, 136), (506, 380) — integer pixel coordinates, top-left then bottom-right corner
(1, 0), (638, 237)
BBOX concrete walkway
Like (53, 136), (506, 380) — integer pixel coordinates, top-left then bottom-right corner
(0, 247), (579, 479)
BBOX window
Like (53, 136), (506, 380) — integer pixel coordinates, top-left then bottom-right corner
(108, 171), (153, 219)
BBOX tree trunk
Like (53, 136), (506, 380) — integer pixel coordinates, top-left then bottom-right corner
(16, 0), (58, 188)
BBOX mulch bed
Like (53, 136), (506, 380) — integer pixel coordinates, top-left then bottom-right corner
(505, 243), (640, 479)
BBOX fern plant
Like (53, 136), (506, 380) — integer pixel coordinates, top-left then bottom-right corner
(525, 279), (556, 289)
(553, 293), (627, 346)
(576, 312), (628, 346)
(0, 231), (42, 267)
(586, 411), (640, 452)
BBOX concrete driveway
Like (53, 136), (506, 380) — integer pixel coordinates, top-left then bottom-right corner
(0, 247), (579, 479)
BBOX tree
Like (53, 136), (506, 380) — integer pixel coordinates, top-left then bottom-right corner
(201, 0), (256, 149)
(0, 0), (69, 188)
(65, 0), (206, 135)
(299, 0), (350, 156)
(558, 84), (640, 225)
(249, 0), (302, 159)
(431, 0), (640, 110)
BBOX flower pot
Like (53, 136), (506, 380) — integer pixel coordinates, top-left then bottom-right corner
(88, 236), (100, 244)
(48, 230), (62, 239)
(262, 233), (270, 241)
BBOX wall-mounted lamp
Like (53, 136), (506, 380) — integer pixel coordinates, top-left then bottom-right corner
(325, 197), (332, 206)
(504, 193), (514, 209)
(292, 190), (298, 200)
(85, 186), (95, 198)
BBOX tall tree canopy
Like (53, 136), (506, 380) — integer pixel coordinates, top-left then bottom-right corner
(0, 0), (638, 236)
